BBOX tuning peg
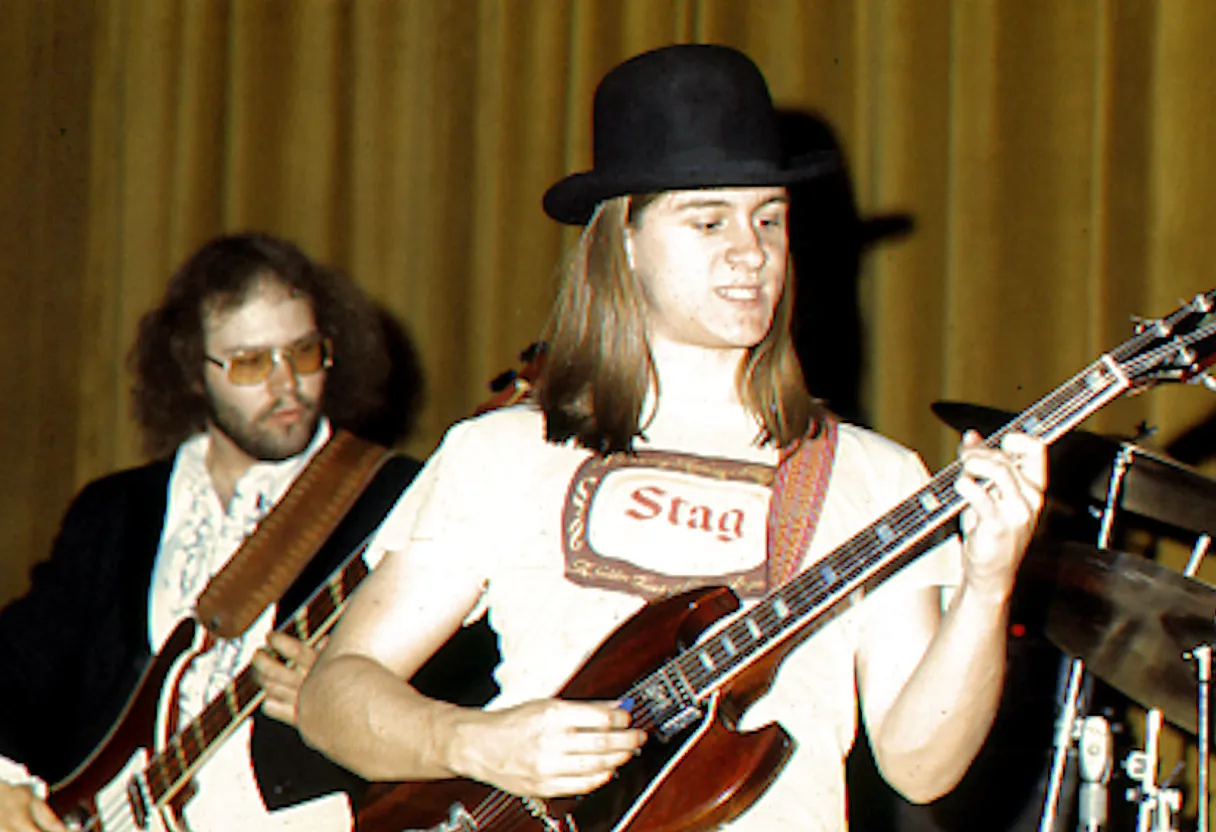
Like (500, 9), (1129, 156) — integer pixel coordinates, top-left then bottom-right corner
(1194, 371), (1216, 392)
(1130, 314), (1170, 336)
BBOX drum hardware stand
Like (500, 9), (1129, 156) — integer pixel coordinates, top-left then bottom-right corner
(1183, 534), (1213, 832)
(1182, 534), (1212, 581)
(1125, 708), (1183, 831)
(1120, 513), (1212, 831)
(1040, 446), (1136, 832)
(1078, 715), (1114, 832)
(1184, 643), (1212, 832)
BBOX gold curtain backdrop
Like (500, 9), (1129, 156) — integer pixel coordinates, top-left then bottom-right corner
(4, 0), (1216, 813)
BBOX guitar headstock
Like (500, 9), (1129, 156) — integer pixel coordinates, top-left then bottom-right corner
(474, 342), (547, 415)
(1120, 290), (1216, 393)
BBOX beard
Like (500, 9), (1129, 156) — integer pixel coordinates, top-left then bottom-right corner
(207, 393), (322, 462)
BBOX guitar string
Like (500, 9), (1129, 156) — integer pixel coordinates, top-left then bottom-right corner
(672, 379), (1100, 699)
(672, 334), (1215, 698)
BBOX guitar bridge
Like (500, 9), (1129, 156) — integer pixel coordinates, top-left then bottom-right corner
(405, 802), (476, 831)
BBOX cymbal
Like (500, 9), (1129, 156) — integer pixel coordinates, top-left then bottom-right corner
(932, 401), (1216, 537)
(1031, 540), (1216, 734)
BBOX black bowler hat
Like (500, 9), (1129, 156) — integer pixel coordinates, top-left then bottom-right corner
(543, 43), (836, 226)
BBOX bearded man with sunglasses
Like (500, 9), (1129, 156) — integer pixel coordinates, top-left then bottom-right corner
(0, 233), (431, 832)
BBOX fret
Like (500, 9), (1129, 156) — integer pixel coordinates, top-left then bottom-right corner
(146, 755), (172, 803)
(173, 735), (190, 776)
(234, 673), (259, 712)
(224, 683), (241, 716)
(874, 523), (895, 545)
(326, 574), (343, 611)
(160, 742), (181, 785)
(292, 609), (309, 640)
(193, 716), (210, 750)
(744, 617), (761, 640)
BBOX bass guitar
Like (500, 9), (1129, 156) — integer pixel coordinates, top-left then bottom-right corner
(48, 543), (373, 831)
(355, 290), (1216, 832)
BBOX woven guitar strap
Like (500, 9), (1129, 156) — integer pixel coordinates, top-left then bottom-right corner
(195, 428), (397, 639)
(765, 414), (840, 588)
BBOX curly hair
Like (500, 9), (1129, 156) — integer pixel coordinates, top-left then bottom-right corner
(539, 195), (827, 454)
(130, 232), (393, 458)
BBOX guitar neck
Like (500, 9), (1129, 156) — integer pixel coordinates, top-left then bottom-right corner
(141, 548), (370, 805)
(627, 352), (1138, 733)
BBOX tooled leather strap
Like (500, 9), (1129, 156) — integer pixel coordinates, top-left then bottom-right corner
(195, 429), (396, 639)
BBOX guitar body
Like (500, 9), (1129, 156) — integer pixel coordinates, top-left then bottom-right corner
(49, 618), (201, 831)
(356, 586), (794, 832)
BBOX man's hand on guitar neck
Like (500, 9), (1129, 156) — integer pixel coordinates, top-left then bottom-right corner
(253, 632), (323, 727)
(0, 783), (65, 832)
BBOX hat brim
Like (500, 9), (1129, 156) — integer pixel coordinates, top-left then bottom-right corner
(542, 151), (837, 225)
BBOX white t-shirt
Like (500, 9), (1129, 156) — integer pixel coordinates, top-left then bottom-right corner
(370, 402), (961, 831)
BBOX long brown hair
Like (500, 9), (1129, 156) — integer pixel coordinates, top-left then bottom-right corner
(538, 194), (827, 453)
(129, 232), (392, 458)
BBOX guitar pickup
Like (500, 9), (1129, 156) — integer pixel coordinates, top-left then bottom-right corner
(658, 706), (703, 739)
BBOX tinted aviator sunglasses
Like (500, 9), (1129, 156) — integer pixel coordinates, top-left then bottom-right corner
(205, 334), (334, 386)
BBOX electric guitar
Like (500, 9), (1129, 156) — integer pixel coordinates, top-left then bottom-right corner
(355, 290), (1216, 832)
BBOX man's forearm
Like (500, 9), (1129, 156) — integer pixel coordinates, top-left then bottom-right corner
(872, 584), (1011, 803)
(298, 654), (467, 783)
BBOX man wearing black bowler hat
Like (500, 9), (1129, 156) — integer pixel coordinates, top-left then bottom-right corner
(299, 43), (1048, 830)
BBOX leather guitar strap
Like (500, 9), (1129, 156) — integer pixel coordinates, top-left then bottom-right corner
(195, 428), (397, 639)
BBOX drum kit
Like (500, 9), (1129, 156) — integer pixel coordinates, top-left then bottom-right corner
(933, 401), (1216, 832)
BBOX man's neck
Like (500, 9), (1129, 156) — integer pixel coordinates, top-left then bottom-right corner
(204, 430), (257, 510)
(648, 339), (747, 409)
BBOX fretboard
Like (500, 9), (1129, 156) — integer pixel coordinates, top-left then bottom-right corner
(626, 354), (1135, 734)
(142, 549), (370, 805)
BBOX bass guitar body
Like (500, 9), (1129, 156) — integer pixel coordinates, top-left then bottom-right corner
(49, 618), (202, 831)
(356, 587), (793, 832)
